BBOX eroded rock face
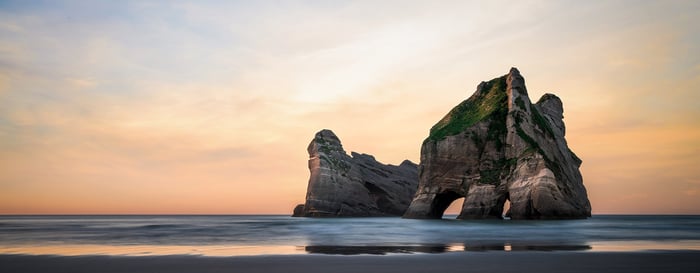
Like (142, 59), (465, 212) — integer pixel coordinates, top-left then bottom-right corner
(403, 68), (591, 220)
(294, 129), (419, 217)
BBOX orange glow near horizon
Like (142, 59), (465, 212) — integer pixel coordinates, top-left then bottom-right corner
(0, 2), (699, 214)
(2, 241), (699, 256)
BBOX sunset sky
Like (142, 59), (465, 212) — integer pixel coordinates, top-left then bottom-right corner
(1, 1), (698, 214)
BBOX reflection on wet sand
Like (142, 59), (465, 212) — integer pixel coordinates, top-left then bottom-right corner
(464, 244), (592, 252)
(304, 245), (452, 255)
(4, 240), (700, 256)
(0, 244), (304, 256)
(0, 243), (591, 256)
(304, 244), (592, 255)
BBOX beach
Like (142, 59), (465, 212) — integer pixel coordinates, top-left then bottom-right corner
(2, 251), (699, 273)
(2, 215), (699, 272)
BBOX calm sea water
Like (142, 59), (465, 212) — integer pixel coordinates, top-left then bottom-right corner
(1, 215), (698, 256)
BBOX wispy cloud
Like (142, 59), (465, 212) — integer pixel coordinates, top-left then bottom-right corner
(0, 1), (698, 213)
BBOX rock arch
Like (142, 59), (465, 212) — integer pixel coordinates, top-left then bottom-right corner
(403, 68), (591, 220)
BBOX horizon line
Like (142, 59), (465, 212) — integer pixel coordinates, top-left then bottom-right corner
(0, 213), (698, 216)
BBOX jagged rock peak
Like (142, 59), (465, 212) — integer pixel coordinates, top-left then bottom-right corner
(309, 129), (343, 151)
(400, 159), (417, 167)
(314, 129), (340, 142)
(509, 67), (520, 74)
(403, 68), (591, 220)
(537, 93), (560, 103)
(294, 129), (419, 217)
(507, 67), (526, 94)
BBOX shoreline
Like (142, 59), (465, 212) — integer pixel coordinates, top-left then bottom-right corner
(2, 240), (699, 256)
(1, 251), (699, 273)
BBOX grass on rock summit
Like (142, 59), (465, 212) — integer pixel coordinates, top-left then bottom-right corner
(428, 75), (508, 141)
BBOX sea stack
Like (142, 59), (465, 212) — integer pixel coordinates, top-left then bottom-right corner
(403, 68), (591, 220)
(293, 129), (419, 217)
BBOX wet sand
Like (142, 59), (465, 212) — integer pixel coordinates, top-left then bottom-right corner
(1, 251), (698, 273)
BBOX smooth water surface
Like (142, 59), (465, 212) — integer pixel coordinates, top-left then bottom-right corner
(1, 215), (698, 255)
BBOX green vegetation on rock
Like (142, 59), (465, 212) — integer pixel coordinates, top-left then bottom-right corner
(530, 106), (555, 137)
(479, 169), (502, 185)
(515, 126), (543, 159)
(515, 125), (566, 182)
(515, 96), (526, 109)
(428, 75), (508, 141)
(479, 158), (518, 185)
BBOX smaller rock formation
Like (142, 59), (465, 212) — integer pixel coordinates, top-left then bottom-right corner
(293, 129), (419, 217)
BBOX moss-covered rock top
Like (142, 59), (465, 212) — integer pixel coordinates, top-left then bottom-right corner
(428, 75), (508, 141)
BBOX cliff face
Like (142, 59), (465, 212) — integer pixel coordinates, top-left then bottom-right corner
(293, 129), (419, 217)
(403, 68), (591, 220)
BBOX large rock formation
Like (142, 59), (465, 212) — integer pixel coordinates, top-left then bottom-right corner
(403, 68), (591, 220)
(293, 129), (419, 217)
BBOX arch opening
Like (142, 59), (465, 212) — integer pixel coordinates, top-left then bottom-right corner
(496, 192), (511, 220)
(502, 199), (511, 219)
(443, 197), (465, 219)
(431, 191), (462, 219)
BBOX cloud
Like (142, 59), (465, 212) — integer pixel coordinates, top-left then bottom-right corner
(1, 1), (699, 213)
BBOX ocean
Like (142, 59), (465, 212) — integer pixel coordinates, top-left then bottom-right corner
(1, 215), (698, 256)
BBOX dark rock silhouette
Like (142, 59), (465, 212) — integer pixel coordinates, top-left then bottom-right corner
(403, 68), (591, 219)
(293, 129), (419, 217)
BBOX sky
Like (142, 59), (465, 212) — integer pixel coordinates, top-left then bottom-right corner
(0, 1), (698, 214)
